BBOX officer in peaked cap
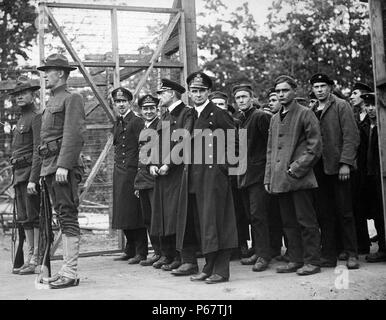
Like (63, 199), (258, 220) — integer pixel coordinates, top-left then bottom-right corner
(111, 85), (147, 265)
(9, 78), (42, 276)
(157, 78), (186, 95)
(134, 94), (162, 267)
(111, 87), (133, 102)
(353, 82), (373, 93)
(186, 71), (213, 90)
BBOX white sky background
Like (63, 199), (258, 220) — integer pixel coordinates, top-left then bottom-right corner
(24, 0), (274, 67)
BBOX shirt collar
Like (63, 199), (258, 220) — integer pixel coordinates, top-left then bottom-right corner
(194, 99), (210, 117)
(168, 100), (182, 113)
(145, 116), (158, 128)
(121, 109), (131, 119)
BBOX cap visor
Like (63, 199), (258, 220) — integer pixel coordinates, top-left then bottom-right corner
(37, 65), (77, 71)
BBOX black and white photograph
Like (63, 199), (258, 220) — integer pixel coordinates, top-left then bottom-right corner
(0, 0), (385, 305)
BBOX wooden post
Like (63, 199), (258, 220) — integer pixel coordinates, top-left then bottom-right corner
(38, 3), (46, 111)
(181, 0), (198, 75)
(179, 11), (188, 104)
(368, 0), (386, 244)
(111, 8), (120, 88)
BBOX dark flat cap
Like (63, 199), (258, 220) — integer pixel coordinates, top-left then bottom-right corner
(157, 78), (186, 94)
(267, 87), (276, 97)
(274, 75), (298, 88)
(187, 71), (212, 89)
(37, 53), (77, 71)
(310, 73), (334, 85)
(360, 92), (375, 104)
(111, 87), (133, 101)
(138, 94), (159, 107)
(353, 82), (373, 93)
(232, 83), (253, 96)
(209, 91), (228, 101)
(9, 79), (40, 95)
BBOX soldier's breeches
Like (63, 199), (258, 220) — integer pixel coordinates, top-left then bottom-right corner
(15, 181), (40, 230)
(45, 171), (81, 237)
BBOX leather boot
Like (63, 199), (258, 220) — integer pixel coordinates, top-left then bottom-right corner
(50, 235), (80, 289)
(19, 229), (36, 275)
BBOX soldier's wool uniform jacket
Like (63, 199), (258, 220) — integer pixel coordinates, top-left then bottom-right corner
(40, 84), (86, 177)
(311, 93), (360, 174)
(176, 101), (238, 255)
(134, 117), (160, 190)
(264, 101), (322, 193)
(150, 101), (194, 237)
(236, 107), (271, 189)
(112, 111), (144, 230)
(11, 104), (42, 185)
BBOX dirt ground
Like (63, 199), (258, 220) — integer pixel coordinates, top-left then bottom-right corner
(1, 232), (386, 301)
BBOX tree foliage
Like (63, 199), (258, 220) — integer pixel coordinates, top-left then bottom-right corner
(197, 0), (372, 101)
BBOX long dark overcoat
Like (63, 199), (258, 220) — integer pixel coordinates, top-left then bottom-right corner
(150, 102), (194, 237)
(176, 101), (238, 255)
(112, 111), (144, 230)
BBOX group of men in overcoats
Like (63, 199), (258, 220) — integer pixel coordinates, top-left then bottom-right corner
(8, 51), (385, 288)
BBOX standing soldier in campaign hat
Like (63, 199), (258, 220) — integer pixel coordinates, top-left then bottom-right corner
(149, 79), (193, 272)
(134, 94), (162, 266)
(232, 83), (272, 272)
(36, 53), (86, 289)
(111, 87), (148, 265)
(310, 73), (360, 269)
(9, 79), (42, 275)
(350, 82), (374, 255)
(175, 71), (238, 283)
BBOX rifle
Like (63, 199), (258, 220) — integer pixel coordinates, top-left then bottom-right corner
(37, 178), (53, 279)
(11, 194), (26, 271)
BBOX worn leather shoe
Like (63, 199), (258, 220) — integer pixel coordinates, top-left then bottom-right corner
(190, 272), (210, 282)
(128, 254), (146, 265)
(366, 251), (386, 263)
(152, 256), (172, 269)
(320, 258), (337, 268)
(296, 264), (321, 276)
(49, 275), (80, 289)
(252, 257), (269, 272)
(240, 254), (258, 265)
(276, 262), (304, 273)
(12, 263), (28, 275)
(41, 273), (61, 284)
(205, 274), (229, 284)
(113, 253), (132, 261)
(171, 263), (198, 276)
(338, 252), (349, 261)
(161, 260), (181, 271)
(140, 254), (161, 266)
(346, 256), (360, 269)
(18, 264), (37, 275)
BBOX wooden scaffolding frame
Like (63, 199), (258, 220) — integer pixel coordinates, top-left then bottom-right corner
(37, 0), (198, 256)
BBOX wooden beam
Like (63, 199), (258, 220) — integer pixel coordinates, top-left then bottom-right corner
(181, 0), (198, 75)
(133, 12), (182, 99)
(44, 2), (181, 14)
(111, 8), (120, 88)
(69, 61), (183, 69)
(368, 0), (386, 245)
(44, 6), (115, 123)
(39, 3), (46, 111)
(179, 11), (188, 104)
(79, 134), (114, 203)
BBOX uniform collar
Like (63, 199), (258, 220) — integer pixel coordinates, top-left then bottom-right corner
(168, 100), (182, 113)
(145, 116), (158, 128)
(194, 99), (210, 117)
(51, 83), (67, 96)
(121, 109), (131, 119)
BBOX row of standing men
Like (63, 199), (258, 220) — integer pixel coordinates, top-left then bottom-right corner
(9, 52), (385, 289)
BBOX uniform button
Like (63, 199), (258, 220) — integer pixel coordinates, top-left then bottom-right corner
(122, 145), (125, 147)
(209, 165), (212, 168)
(138, 168), (140, 171)
(209, 122), (213, 125)
(123, 160), (125, 163)
(123, 136), (125, 139)
(124, 128), (127, 131)
(122, 152), (125, 155)
(209, 133), (213, 136)
(209, 144), (213, 147)
(172, 130), (176, 133)
(209, 155), (213, 158)
(210, 113), (213, 116)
